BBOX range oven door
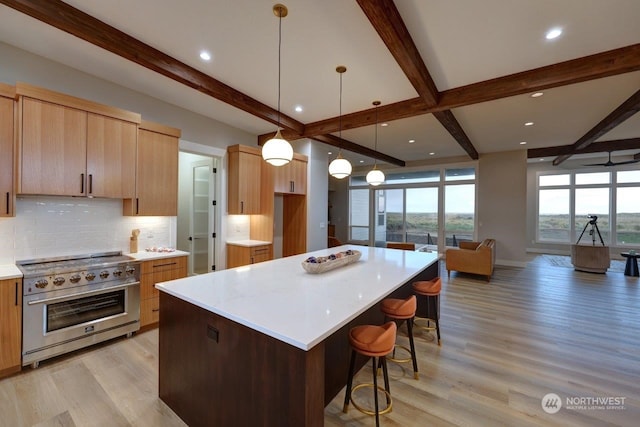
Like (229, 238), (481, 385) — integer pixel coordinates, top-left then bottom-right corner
(22, 281), (140, 366)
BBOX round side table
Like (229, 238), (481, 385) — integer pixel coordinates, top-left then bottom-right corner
(621, 252), (639, 277)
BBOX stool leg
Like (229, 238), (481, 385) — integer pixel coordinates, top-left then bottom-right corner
(381, 355), (391, 406)
(343, 350), (357, 413)
(434, 295), (441, 345)
(372, 357), (380, 427)
(406, 317), (419, 379)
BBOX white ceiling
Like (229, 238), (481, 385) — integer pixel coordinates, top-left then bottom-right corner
(0, 0), (639, 168)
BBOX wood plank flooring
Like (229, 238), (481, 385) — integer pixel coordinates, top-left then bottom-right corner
(1, 257), (638, 426)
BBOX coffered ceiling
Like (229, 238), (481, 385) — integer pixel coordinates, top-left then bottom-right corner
(0, 0), (639, 169)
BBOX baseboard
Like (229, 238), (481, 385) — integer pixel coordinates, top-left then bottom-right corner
(527, 247), (569, 256)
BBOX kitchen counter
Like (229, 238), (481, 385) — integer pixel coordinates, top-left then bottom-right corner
(0, 264), (22, 280)
(225, 239), (271, 247)
(156, 245), (439, 427)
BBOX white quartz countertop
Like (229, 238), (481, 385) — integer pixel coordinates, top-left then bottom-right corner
(226, 240), (272, 247)
(127, 250), (189, 261)
(156, 245), (438, 351)
(0, 264), (23, 280)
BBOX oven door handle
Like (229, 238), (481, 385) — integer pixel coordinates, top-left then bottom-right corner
(26, 281), (140, 306)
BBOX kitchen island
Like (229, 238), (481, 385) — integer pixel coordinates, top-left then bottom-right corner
(156, 245), (439, 427)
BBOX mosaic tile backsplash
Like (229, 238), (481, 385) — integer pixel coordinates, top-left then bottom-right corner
(0, 196), (175, 264)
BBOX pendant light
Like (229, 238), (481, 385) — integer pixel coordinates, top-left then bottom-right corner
(366, 101), (385, 186)
(328, 66), (352, 179)
(262, 4), (294, 167)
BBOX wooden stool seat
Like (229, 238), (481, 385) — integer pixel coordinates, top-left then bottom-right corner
(344, 322), (397, 426)
(412, 278), (442, 296)
(381, 295), (419, 379)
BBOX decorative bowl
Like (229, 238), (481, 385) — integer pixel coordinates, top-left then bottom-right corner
(301, 250), (361, 274)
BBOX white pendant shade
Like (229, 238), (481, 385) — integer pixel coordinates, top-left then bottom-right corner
(366, 168), (385, 186)
(329, 156), (352, 179)
(262, 129), (293, 166)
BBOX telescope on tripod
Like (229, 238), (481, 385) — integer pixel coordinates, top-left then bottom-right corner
(576, 214), (605, 246)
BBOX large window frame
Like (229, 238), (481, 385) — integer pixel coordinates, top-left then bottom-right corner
(536, 168), (640, 247)
(348, 165), (477, 253)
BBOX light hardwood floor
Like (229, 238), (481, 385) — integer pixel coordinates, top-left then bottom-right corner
(1, 257), (638, 426)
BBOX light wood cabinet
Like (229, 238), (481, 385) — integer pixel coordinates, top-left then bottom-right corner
(124, 120), (180, 216)
(16, 83), (140, 198)
(227, 244), (272, 268)
(274, 156), (307, 195)
(0, 85), (15, 217)
(0, 279), (21, 378)
(139, 255), (187, 328)
(227, 144), (261, 214)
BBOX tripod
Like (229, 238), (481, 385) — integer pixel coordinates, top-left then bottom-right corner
(576, 217), (604, 246)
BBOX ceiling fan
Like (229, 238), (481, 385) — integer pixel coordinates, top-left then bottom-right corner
(583, 151), (640, 167)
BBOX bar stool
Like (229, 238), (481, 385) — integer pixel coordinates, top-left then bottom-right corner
(380, 295), (419, 379)
(412, 277), (442, 345)
(343, 321), (397, 427)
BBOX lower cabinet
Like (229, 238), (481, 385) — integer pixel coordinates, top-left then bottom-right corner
(0, 278), (21, 378)
(227, 244), (272, 268)
(139, 255), (187, 329)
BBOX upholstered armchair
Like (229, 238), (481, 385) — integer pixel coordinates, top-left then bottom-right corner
(445, 238), (496, 281)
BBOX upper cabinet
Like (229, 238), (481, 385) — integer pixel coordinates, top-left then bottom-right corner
(273, 155), (307, 195)
(124, 120), (180, 216)
(227, 144), (262, 214)
(16, 83), (140, 198)
(0, 84), (15, 217)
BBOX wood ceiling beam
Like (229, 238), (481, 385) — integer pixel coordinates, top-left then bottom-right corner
(552, 88), (640, 165)
(0, 0), (305, 135)
(635, 152), (640, 160)
(356, 0), (439, 107)
(432, 110), (479, 160)
(528, 138), (640, 158)
(271, 44), (640, 139)
(313, 134), (406, 167)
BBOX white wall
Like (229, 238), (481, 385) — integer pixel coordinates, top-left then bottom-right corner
(477, 150), (528, 266)
(300, 140), (329, 252)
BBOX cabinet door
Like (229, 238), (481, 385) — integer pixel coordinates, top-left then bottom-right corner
(136, 128), (178, 215)
(228, 149), (261, 214)
(226, 244), (250, 268)
(0, 97), (13, 216)
(251, 245), (272, 264)
(87, 113), (136, 198)
(20, 98), (87, 196)
(290, 159), (307, 195)
(0, 279), (21, 376)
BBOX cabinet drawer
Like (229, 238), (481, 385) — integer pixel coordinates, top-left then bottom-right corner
(250, 246), (271, 257)
(141, 256), (187, 275)
(140, 297), (160, 327)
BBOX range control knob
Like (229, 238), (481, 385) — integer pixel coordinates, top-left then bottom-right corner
(126, 266), (136, 275)
(53, 277), (65, 286)
(69, 274), (81, 284)
(86, 272), (96, 281)
(112, 269), (123, 277)
(100, 271), (109, 279)
(34, 279), (48, 289)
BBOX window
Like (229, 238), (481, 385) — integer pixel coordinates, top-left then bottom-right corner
(537, 169), (640, 247)
(348, 166), (475, 251)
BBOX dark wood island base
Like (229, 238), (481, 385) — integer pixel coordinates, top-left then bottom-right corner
(159, 260), (438, 426)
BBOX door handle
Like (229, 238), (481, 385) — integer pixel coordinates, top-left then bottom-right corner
(241, 201), (244, 214)
(88, 174), (93, 194)
(80, 173), (85, 194)
(5, 192), (8, 214)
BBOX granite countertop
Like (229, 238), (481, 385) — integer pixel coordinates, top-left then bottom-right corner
(156, 245), (438, 351)
(226, 239), (272, 247)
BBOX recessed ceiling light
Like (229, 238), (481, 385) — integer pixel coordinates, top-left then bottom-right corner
(531, 92), (544, 98)
(359, 160), (364, 163)
(294, 105), (303, 113)
(429, 152), (435, 156)
(525, 122), (534, 126)
(199, 51), (211, 61)
(328, 151), (332, 155)
(408, 139), (415, 143)
(520, 141), (527, 145)
(539, 158), (545, 161)
(545, 28), (562, 40)
(381, 123), (389, 127)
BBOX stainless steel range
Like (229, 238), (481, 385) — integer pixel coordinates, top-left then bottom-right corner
(17, 251), (140, 368)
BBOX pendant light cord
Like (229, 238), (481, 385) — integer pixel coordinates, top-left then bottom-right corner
(276, 7), (282, 129)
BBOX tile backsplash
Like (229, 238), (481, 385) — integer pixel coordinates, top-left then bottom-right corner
(0, 196), (175, 264)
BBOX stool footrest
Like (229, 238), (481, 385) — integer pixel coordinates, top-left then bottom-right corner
(349, 383), (393, 416)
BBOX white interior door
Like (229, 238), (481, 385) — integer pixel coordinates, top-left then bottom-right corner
(190, 160), (215, 274)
